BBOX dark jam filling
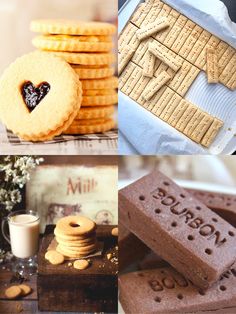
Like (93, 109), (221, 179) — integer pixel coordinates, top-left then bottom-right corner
(21, 81), (50, 112)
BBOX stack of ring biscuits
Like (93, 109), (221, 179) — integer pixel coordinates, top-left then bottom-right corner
(30, 20), (118, 135)
(54, 216), (97, 258)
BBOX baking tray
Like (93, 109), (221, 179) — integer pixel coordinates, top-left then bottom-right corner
(119, 0), (236, 154)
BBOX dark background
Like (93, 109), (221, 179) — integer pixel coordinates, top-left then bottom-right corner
(118, 0), (236, 22)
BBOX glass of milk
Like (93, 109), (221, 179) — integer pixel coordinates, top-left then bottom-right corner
(2, 210), (40, 276)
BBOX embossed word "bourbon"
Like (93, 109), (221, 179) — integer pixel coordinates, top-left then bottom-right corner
(151, 187), (227, 247)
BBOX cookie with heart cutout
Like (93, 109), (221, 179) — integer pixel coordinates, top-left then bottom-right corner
(0, 51), (82, 141)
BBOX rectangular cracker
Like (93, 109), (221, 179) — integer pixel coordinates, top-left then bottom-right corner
(130, 0), (155, 27)
(151, 87), (175, 117)
(119, 62), (136, 90)
(201, 118), (224, 147)
(168, 99), (189, 127)
(218, 46), (235, 75)
(121, 66), (142, 95)
(159, 92), (182, 121)
(136, 17), (170, 41)
(164, 15), (188, 49)
(142, 50), (156, 77)
(154, 61), (169, 77)
(119, 23), (138, 52)
(190, 114), (214, 143)
(175, 101), (198, 132)
(142, 71), (171, 101)
(144, 86), (167, 111)
(118, 48), (135, 76)
(179, 25), (203, 59)
(171, 20), (195, 54)
(216, 41), (229, 60)
(186, 30), (211, 64)
(183, 110), (206, 137)
(219, 54), (236, 85)
(155, 8), (179, 42)
(140, 0), (163, 27)
(168, 60), (192, 91)
(130, 71), (150, 101)
(176, 66), (200, 97)
(195, 35), (220, 70)
(133, 38), (154, 67)
(148, 42), (182, 72)
(206, 48), (219, 84)
(132, 40), (148, 64)
(226, 70), (236, 90)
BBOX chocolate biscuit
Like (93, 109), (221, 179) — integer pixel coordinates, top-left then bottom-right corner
(119, 170), (236, 289)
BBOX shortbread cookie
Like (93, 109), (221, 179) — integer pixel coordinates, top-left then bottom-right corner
(56, 216), (96, 236)
(32, 34), (113, 52)
(45, 51), (115, 65)
(18, 285), (32, 296)
(136, 17), (169, 41)
(76, 105), (114, 119)
(111, 227), (118, 237)
(63, 118), (115, 134)
(47, 250), (65, 265)
(56, 245), (95, 258)
(143, 71), (171, 100)
(72, 64), (115, 79)
(58, 242), (96, 253)
(201, 118), (223, 147)
(81, 93), (118, 106)
(54, 227), (95, 241)
(0, 51), (82, 141)
(142, 50), (156, 77)
(206, 48), (218, 84)
(30, 20), (116, 36)
(74, 118), (107, 126)
(118, 48), (135, 76)
(73, 259), (89, 270)
(82, 89), (115, 96)
(5, 286), (22, 299)
(81, 76), (118, 90)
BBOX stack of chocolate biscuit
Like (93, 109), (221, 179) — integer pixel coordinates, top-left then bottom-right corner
(119, 170), (236, 313)
(31, 20), (117, 135)
(54, 216), (97, 258)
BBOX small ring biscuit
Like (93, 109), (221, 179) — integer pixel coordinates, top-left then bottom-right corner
(56, 245), (96, 258)
(73, 259), (89, 270)
(56, 216), (96, 236)
(56, 236), (96, 247)
(57, 242), (96, 253)
(5, 286), (22, 299)
(54, 228), (96, 241)
(30, 20), (116, 36)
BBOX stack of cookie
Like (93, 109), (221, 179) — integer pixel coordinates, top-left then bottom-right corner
(54, 216), (97, 258)
(30, 20), (118, 135)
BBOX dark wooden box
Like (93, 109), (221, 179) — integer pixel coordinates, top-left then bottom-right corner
(37, 225), (118, 313)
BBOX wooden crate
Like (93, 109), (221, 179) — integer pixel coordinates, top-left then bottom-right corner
(37, 225), (118, 312)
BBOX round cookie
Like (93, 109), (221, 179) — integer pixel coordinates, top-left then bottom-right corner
(73, 259), (89, 270)
(30, 20), (116, 36)
(72, 65), (115, 79)
(76, 105), (114, 120)
(111, 227), (118, 237)
(58, 242), (96, 253)
(56, 245), (96, 258)
(74, 118), (107, 126)
(56, 216), (96, 236)
(83, 89), (116, 96)
(54, 227), (96, 241)
(5, 286), (22, 299)
(81, 77), (118, 90)
(18, 284), (32, 296)
(63, 118), (115, 134)
(81, 94), (118, 106)
(32, 34), (113, 52)
(56, 237), (96, 247)
(0, 51), (82, 141)
(45, 51), (115, 65)
(47, 250), (65, 265)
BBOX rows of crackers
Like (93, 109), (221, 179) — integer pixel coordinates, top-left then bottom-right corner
(118, 0), (236, 147)
(126, 0), (236, 90)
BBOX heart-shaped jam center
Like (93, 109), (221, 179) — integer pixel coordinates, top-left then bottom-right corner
(21, 81), (50, 112)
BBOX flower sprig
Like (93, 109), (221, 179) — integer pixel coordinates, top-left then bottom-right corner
(0, 156), (43, 211)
